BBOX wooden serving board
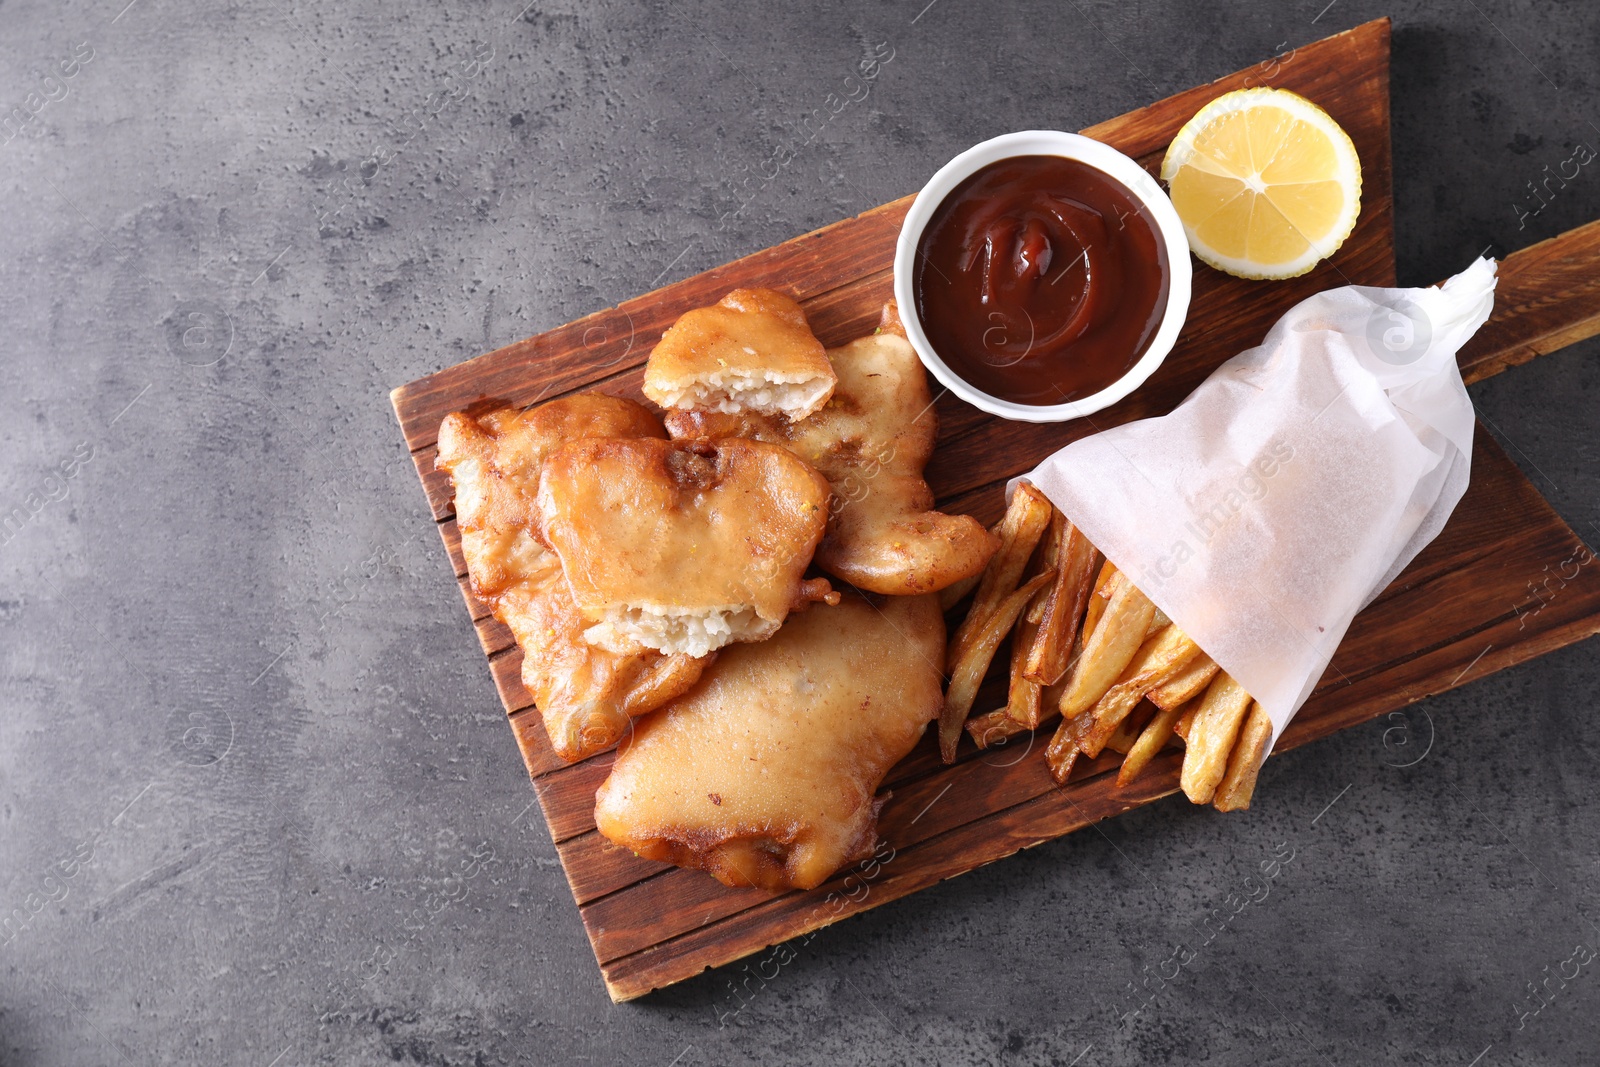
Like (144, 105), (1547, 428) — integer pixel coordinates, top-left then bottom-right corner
(390, 18), (1600, 1002)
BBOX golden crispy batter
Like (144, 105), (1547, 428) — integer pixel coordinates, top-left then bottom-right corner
(643, 288), (837, 419)
(665, 307), (998, 595)
(593, 592), (945, 892)
(537, 437), (835, 658)
(435, 395), (708, 763)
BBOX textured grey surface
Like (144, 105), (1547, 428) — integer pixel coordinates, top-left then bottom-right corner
(1, 0), (1598, 1064)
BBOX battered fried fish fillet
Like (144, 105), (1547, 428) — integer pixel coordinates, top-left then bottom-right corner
(537, 437), (836, 658)
(642, 288), (837, 419)
(435, 395), (708, 763)
(593, 592), (945, 892)
(665, 307), (999, 595)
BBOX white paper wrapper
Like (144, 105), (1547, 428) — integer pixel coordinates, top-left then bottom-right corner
(1017, 259), (1497, 748)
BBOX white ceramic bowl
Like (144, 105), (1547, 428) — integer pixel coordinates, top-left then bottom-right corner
(892, 130), (1192, 424)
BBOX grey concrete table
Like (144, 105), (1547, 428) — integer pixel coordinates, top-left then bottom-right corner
(3, 1), (1598, 1064)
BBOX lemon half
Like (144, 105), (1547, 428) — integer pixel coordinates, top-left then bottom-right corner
(1160, 88), (1362, 280)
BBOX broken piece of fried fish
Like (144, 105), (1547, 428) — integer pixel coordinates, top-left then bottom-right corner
(642, 287), (837, 419)
(537, 436), (835, 658)
(593, 592), (945, 892)
(435, 395), (708, 763)
(665, 307), (998, 596)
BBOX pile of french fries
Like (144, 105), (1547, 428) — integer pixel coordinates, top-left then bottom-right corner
(937, 484), (1274, 812)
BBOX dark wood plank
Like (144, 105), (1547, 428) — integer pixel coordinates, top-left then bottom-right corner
(488, 646), (534, 719)
(1459, 217), (1600, 384)
(554, 828), (673, 906)
(533, 755), (614, 842)
(509, 706), (559, 780)
(386, 17), (1600, 1003)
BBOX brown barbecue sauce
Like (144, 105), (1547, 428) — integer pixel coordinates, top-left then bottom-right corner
(913, 155), (1170, 406)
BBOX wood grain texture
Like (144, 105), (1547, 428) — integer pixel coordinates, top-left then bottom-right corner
(1458, 217), (1600, 383)
(388, 17), (1600, 1002)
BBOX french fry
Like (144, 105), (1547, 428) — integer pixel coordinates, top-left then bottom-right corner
(939, 569), (1055, 763)
(1028, 676), (1069, 734)
(1148, 653), (1219, 710)
(966, 707), (1029, 749)
(948, 483), (1053, 665)
(1060, 558), (1125, 680)
(937, 570), (982, 613)
(1006, 609), (1043, 726)
(1045, 714), (1085, 783)
(1104, 701), (1156, 755)
(1213, 701), (1274, 812)
(1146, 605), (1171, 638)
(1174, 700), (1199, 741)
(1079, 559), (1119, 640)
(1022, 520), (1101, 686)
(1179, 672), (1253, 804)
(1075, 624), (1200, 757)
(1024, 510), (1066, 626)
(1117, 698), (1190, 786)
(1003, 520), (1062, 727)
(1057, 574), (1157, 720)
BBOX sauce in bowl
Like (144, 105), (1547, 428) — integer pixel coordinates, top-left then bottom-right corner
(912, 155), (1170, 407)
